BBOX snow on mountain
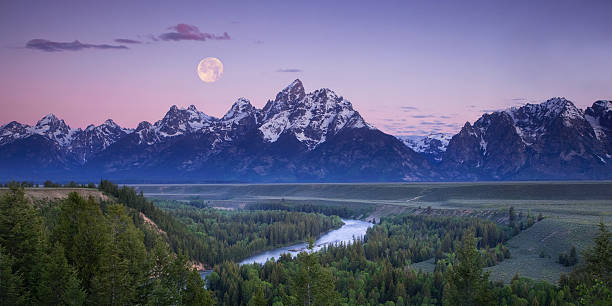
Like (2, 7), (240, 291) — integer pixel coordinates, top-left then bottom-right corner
(397, 133), (451, 152)
(221, 98), (257, 125)
(585, 100), (611, 140)
(2, 81), (611, 182)
(259, 79), (371, 149)
(505, 97), (584, 144)
(443, 97), (612, 180)
(154, 105), (216, 137)
(396, 133), (452, 161)
(135, 121), (161, 145)
(585, 100), (612, 155)
(69, 119), (133, 163)
(32, 114), (77, 146)
(0, 121), (33, 145)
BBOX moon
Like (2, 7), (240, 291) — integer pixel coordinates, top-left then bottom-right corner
(197, 57), (223, 83)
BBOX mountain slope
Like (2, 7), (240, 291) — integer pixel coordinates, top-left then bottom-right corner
(441, 98), (611, 180)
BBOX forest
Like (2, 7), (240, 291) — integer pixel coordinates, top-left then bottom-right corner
(0, 186), (214, 305)
(156, 203), (343, 264)
(0, 181), (610, 305)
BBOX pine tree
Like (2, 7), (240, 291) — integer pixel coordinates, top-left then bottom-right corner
(90, 204), (147, 305)
(248, 286), (267, 306)
(0, 187), (45, 292)
(36, 243), (85, 305)
(182, 268), (215, 306)
(52, 193), (112, 294)
(291, 238), (339, 306)
(0, 246), (29, 306)
(443, 229), (493, 306)
(583, 221), (612, 285)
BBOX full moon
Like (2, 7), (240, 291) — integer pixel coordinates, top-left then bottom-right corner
(197, 57), (223, 83)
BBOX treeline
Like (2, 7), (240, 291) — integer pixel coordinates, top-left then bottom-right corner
(207, 217), (612, 305)
(158, 205), (342, 264)
(246, 202), (364, 218)
(0, 187), (213, 305)
(362, 215), (512, 267)
(43, 180), (97, 188)
(0, 180), (98, 188)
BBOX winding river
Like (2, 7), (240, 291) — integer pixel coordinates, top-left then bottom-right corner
(240, 219), (373, 265)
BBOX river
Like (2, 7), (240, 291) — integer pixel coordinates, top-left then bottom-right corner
(239, 219), (373, 265)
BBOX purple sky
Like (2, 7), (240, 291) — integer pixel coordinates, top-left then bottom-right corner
(1, 0), (611, 135)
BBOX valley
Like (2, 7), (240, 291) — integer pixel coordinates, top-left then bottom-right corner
(2, 180), (610, 305)
(134, 181), (612, 284)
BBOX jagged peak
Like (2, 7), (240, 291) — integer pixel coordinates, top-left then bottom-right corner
(592, 100), (611, 111)
(3, 121), (27, 128)
(136, 121), (153, 130)
(275, 79), (306, 102)
(36, 113), (62, 126)
(222, 98), (255, 121)
(160, 104), (214, 122)
(542, 97), (573, 110)
(103, 119), (120, 128)
(506, 97), (582, 121)
(284, 79), (303, 92)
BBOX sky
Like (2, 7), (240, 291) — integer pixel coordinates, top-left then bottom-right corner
(1, 0), (611, 136)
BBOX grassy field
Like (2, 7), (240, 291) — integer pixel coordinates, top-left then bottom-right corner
(132, 181), (612, 284)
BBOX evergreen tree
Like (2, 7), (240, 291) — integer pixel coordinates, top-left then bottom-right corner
(36, 243), (86, 305)
(248, 286), (267, 306)
(90, 204), (147, 305)
(52, 193), (111, 295)
(291, 238), (339, 306)
(443, 229), (493, 306)
(583, 221), (611, 285)
(0, 187), (45, 298)
(0, 246), (29, 306)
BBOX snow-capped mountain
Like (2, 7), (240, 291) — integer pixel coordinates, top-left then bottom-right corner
(70, 119), (133, 164)
(585, 100), (612, 155)
(154, 105), (216, 137)
(396, 133), (451, 162)
(1, 82), (611, 182)
(259, 80), (371, 150)
(442, 98), (611, 180)
(0, 80), (429, 182)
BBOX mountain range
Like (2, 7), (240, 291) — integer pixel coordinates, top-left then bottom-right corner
(1, 80), (610, 182)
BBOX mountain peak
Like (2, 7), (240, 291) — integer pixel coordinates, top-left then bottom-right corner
(136, 121), (152, 131)
(276, 79), (306, 102)
(591, 100), (611, 112)
(222, 98), (255, 122)
(103, 119), (119, 127)
(36, 113), (60, 126)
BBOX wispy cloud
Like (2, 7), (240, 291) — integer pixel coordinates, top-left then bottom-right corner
(159, 24), (230, 41)
(26, 39), (128, 52)
(400, 106), (419, 112)
(411, 114), (435, 119)
(276, 68), (302, 73)
(114, 38), (142, 44)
